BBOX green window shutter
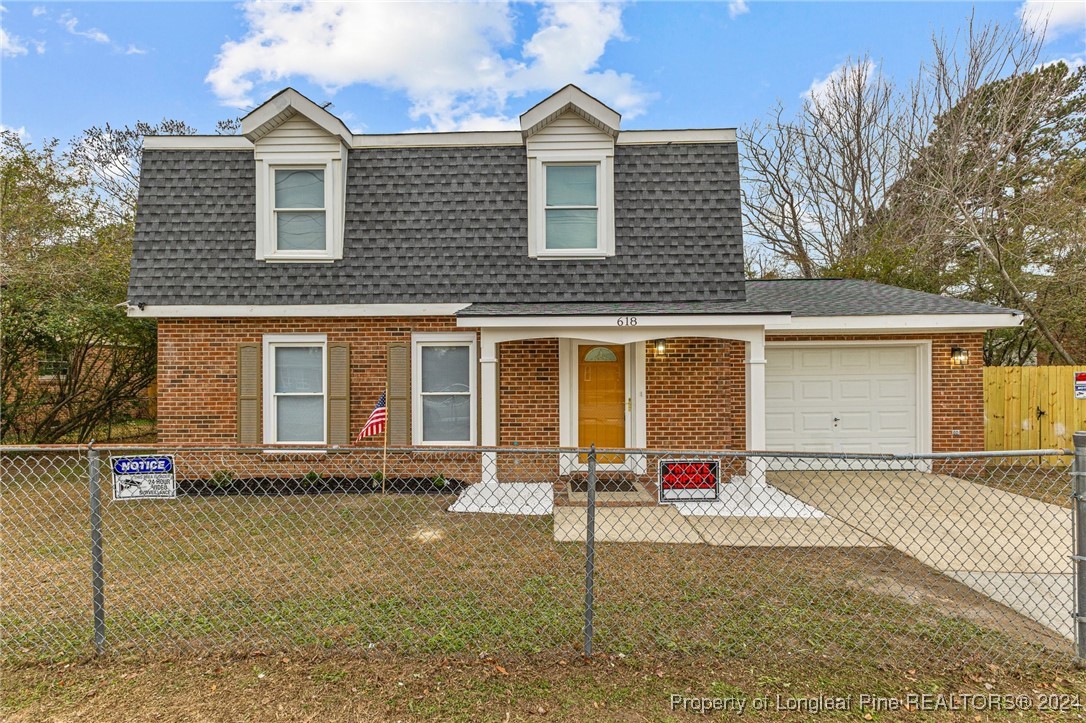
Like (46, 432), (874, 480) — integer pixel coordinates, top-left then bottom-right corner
(327, 342), (351, 445)
(387, 343), (410, 446)
(237, 343), (262, 445)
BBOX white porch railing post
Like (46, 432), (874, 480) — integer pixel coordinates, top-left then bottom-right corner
(745, 334), (767, 483)
(479, 334), (499, 483)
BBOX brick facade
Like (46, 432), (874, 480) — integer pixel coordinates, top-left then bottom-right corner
(158, 319), (985, 458)
(645, 338), (747, 450)
(497, 339), (561, 448)
(157, 316), (466, 446)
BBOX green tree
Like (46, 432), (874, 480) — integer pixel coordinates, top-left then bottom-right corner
(1, 131), (156, 442)
(892, 56), (1086, 364)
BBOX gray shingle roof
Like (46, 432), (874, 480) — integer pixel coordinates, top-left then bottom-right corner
(128, 143), (745, 306)
(457, 279), (1018, 317)
(747, 279), (1018, 317)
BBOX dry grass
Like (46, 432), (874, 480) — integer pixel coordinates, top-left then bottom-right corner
(1, 455), (1080, 720)
(4, 653), (1086, 722)
(961, 464), (1072, 508)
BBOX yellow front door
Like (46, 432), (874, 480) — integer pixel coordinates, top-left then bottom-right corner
(578, 345), (626, 463)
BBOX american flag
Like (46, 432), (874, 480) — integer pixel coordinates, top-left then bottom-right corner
(357, 392), (387, 440)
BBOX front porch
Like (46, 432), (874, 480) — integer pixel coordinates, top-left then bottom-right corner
(461, 311), (782, 488)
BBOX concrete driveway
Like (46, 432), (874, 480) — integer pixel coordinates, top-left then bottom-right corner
(769, 471), (1073, 639)
(553, 505), (881, 547)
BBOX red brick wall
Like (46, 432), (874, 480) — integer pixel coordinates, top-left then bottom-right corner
(157, 317), (466, 446)
(158, 319), (986, 457)
(766, 332), (986, 454)
(644, 338), (747, 450)
(498, 339), (560, 448)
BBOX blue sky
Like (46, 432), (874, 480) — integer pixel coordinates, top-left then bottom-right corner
(1, 1), (1083, 145)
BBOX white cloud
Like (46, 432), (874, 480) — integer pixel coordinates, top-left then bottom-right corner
(728, 0), (749, 19)
(1018, 0), (1086, 41)
(206, 0), (651, 131)
(1037, 54), (1086, 71)
(803, 59), (877, 106)
(58, 12), (146, 56)
(60, 13), (110, 44)
(1, 27), (28, 57)
(31, 6), (45, 17)
(0, 123), (30, 140)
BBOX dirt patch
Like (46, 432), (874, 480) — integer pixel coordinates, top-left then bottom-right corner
(848, 567), (1066, 651)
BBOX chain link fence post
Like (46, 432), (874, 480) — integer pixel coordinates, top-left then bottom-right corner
(583, 445), (596, 658)
(88, 444), (106, 655)
(1074, 431), (1086, 668)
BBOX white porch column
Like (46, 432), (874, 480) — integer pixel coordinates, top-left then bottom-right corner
(479, 332), (499, 483)
(745, 333), (767, 483)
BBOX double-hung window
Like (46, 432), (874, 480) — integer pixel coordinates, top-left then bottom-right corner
(255, 151), (344, 263)
(274, 168), (327, 252)
(528, 152), (614, 258)
(545, 164), (599, 251)
(412, 334), (476, 445)
(264, 335), (326, 444)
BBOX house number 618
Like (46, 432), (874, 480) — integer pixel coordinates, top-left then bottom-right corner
(616, 316), (638, 326)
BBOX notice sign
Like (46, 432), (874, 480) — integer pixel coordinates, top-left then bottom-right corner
(1076, 371), (1086, 400)
(659, 460), (719, 503)
(111, 455), (176, 500)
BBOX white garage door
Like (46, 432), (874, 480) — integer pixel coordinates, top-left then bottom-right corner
(765, 346), (920, 461)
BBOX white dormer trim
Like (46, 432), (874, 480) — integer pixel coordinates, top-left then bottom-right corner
(527, 151), (615, 259)
(523, 86), (620, 260)
(255, 148), (347, 263)
(244, 89), (350, 263)
(519, 85), (621, 139)
(242, 88), (353, 147)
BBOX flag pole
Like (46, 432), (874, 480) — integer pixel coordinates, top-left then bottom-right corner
(381, 384), (388, 494)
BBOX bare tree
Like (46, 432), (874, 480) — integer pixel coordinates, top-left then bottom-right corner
(67, 119), (197, 222)
(741, 57), (917, 276)
(741, 15), (1086, 364)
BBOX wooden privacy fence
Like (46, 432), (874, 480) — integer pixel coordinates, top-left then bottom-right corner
(984, 365), (1086, 466)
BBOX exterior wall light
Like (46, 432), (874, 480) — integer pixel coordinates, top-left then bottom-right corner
(654, 339), (667, 355)
(950, 347), (969, 366)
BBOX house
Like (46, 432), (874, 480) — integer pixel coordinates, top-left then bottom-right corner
(128, 85), (1020, 484)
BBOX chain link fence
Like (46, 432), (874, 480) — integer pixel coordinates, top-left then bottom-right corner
(2, 441), (1084, 671)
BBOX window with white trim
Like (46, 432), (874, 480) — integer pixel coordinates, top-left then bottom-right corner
(412, 334), (477, 445)
(545, 164), (598, 250)
(528, 152), (614, 258)
(255, 150), (345, 263)
(274, 168), (327, 252)
(263, 335), (327, 444)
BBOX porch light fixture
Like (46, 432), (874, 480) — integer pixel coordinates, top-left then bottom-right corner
(950, 347), (968, 366)
(654, 339), (667, 355)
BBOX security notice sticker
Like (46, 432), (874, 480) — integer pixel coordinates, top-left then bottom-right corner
(659, 459), (719, 503)
(111, 455), (176, 500)
(1076, 371), (1086, 400)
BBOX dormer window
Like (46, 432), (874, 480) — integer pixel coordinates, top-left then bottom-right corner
(274, 168), (327, 251)
(244, 90), (350, 264)
(528, 152), (614, 259)
(521, 86), (619, 260)
(255, 153), (345, 263)
(545, 164), (599, 251)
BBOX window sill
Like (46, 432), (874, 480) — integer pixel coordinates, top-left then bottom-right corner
(261, 256), (337, 264)
(533, 252), (611, 261)
(412, 441), (477, 448)
(261, 448), (329, 456)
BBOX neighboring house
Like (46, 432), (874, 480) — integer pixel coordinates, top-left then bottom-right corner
(128, 85), (1019, 481)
